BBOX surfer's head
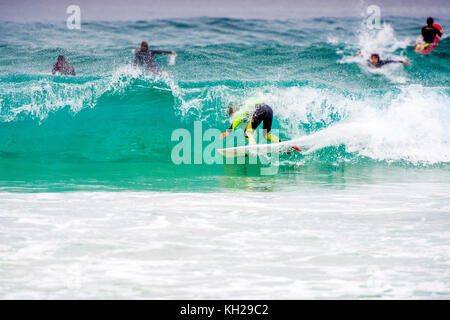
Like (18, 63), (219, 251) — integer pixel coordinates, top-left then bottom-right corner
(140, 41), (149, 51)
(427, 17), (434, 27)
(228, 105), (240, 116)
(57, 55), (65, 62)
(370, 53), (380, 65)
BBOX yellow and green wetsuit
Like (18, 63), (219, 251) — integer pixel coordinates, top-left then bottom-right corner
(227, 102), (280, 144)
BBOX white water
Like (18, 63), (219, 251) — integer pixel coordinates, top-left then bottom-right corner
(339, 23), (413, 83)
(243, 83), (450, 165)
(1, 185), (449, 299)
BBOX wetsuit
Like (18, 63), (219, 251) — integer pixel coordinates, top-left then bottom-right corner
(52, 60), (75, 75)
(369, 59), (403, 68)
(134, 48), (172, 74)
(227, 102), (280, 144)
(422, 25), (442, 43)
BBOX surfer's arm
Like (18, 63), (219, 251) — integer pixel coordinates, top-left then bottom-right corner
(383, 60), (410, 66)
(151, 50), (177, 55)
(392, 60), (410, 66)
(230, 116), (243, 130)
(219, 117), (243, 138)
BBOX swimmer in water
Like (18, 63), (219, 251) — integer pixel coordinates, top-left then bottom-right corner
(133, 41), (177, 75)
(357, 51), (410, 68)
(52, 55), (76, 76)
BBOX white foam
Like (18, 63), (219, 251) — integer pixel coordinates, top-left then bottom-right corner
(339, 23), (413, 83)
(1, 190), (449, 299)
(0, 65), (181, 122)
(247, 84), (450, 165)
(0, 79), (104, 122)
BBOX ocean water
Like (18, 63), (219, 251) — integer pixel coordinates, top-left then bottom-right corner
(0, 16), (449, 299)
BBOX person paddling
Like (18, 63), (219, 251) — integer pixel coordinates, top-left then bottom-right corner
(52, 55), (76, 76)
(133, 41), (176, 75)
(415, 17), (443, 53)
(357, 51), (410, 68)
(366, 53), (410, 68)
(421, 17), (443, 44)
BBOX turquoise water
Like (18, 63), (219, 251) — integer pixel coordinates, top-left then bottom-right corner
(1, 17), (449, 191)
(1, 16), (450, 299)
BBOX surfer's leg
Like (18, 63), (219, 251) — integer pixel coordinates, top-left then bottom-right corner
(261, 105), (280, 143)
(246, 105), (265, 145)
(266, 132), (280, 143)
(250, 105), (265, 130)
(245, 121), (257, 145)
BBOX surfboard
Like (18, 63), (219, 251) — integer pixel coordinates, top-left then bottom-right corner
(415, 40), (439, 54)
(415, 24), (442, 54)
(217, 140), (302, 158)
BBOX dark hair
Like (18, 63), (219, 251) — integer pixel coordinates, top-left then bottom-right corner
(427, 17), (434, 26)
(57, 55), (64, 61)
(370, 53), (380, 61)
(140, 41), (149, 49)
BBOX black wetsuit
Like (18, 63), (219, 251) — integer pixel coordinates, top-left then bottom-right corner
(134, 49), (172, 73)
(422, 26), (442, 43)
(369, 60), (403, 68)
(227, 103), (280, 143)
(250, 104), (274, 133)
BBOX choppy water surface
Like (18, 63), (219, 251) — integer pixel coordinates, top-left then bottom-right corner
(0, 16), (449, 298)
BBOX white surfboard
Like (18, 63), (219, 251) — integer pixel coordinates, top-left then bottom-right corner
(217, 140), (302, 158)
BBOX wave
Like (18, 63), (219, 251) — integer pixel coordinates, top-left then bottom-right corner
(0, 66), (178, 122)
(226, 84), (450, 165)
(0, 17), (449, 167)
(1, 73), (449, 165)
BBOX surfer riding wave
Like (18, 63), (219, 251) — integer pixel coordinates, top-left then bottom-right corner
(220, 100), (281, 145)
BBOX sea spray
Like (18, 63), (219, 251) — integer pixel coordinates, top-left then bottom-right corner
(0, 17), (449, 192)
